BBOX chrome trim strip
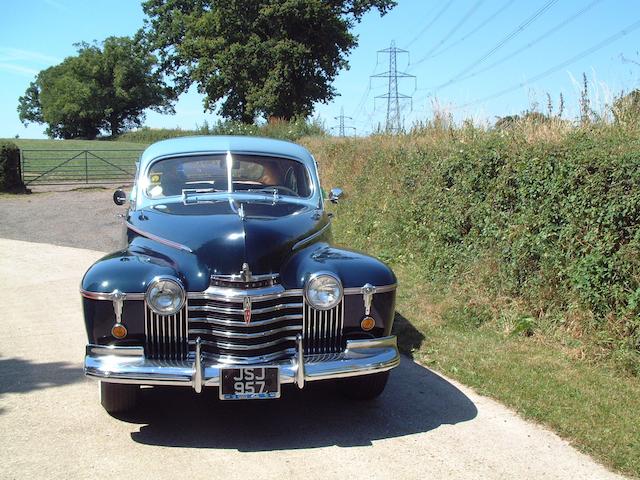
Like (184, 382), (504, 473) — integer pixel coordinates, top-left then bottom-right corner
(188, 286), (303, 300)
(188, 302), (303, 316)
(190, 336), (297, 351)
(126, 221), (193, 253)
(189, 324), (302, 339)
(86, 345), (144, 357)
(343, 283), (397, 295)
(80, 288), (144, 301)
(211, 272), (280, 282)
(292, 223), (331, 250)
(80, 289), (145, 301)
(188, 313), (302, 328)
(82, 284), (391, 302)
(84, 336), (400, 387)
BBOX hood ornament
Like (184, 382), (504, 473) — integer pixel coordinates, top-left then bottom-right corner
(241, 263), (253, 282)
(243, 296), (252, 324)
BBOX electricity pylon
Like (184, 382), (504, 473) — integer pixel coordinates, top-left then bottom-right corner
(371, 41), (416, 133)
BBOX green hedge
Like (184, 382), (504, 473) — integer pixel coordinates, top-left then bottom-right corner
(304, 124), (640, 368)
(113, 119), (326, 144)
(0, 142), (25, 192)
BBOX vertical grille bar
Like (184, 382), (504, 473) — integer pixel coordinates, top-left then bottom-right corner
(302, 300), (344, 355)
(144, 303), (189, 360)
(144, 301), (150, 356)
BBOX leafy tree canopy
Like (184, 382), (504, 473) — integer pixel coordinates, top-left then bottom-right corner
(18, 36), (174, 139)
(140, 0), (396, 123)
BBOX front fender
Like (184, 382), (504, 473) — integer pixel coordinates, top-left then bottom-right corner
(281, 242), (396, 289)
(81, 249), (180, 294)
(281, 243), (397, 337)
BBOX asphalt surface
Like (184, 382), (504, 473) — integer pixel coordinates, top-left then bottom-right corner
(0, 189), (625, 479)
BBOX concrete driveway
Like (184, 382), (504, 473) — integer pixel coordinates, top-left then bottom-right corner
(0, 238), (623, 479)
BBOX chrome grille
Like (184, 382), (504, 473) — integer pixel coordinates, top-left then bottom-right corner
(303, 300), (344, 354)
(188, 294), (304, 363)
(144, 301), (189, 360)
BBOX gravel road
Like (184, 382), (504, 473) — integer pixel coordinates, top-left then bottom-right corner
(0, 190), (625, 479)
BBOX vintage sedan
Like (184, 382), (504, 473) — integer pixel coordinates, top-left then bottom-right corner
(81, 136), (399, 413)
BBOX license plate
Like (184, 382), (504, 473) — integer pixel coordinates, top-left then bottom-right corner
(219, 367), (280, 400)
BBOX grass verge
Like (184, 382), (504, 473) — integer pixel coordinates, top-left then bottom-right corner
(389, 262), (640, 477)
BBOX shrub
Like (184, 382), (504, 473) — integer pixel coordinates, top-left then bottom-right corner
(0, 142), (26, 192)
(303, 121), (640, 369)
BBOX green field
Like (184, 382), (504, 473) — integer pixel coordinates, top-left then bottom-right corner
(3, 138), (146, 184)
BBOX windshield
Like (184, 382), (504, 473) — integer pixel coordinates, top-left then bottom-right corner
(145, 153), (313, 200)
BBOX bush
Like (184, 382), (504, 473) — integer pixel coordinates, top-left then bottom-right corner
(0, 142), (26, 192)
(303, 121), (640, 368)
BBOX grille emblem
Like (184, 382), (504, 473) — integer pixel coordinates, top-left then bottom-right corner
(243, 296), (252, 324)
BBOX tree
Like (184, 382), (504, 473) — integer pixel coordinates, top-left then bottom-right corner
(140, 0), (396, 123)
(18, 37), (174, 139)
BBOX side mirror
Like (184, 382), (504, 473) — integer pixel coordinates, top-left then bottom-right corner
(328, 188), (344, 204)
(113, 189), (127, 206)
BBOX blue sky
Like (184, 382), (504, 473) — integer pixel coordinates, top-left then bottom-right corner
(1, 0), (639, 138)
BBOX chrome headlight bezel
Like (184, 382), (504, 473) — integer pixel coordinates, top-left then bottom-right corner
(145, 276), (186, 316)
(304, 272), (343, 310)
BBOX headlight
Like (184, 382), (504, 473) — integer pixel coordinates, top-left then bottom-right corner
(145, 277), (186, 315)
(305, 273), (343, 310)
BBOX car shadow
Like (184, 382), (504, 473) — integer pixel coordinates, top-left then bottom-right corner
(0, 356), (84, 400)
(128, 356), (477, 450)
(393, 311), (426, 358)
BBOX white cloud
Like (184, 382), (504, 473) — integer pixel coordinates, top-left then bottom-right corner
(0, 63), (39, 77)
(43, 0), (71, 13)
(0, 47), (60, 65)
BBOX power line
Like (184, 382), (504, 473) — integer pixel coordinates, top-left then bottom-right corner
(409, 0), (485, 70)
(371, 41), (416, 133)
(425, 0), (515, 61)
(403, 0), (455, 49)
(433, 0), (559, 91)
(350, 58), (382, 121)
(351, 83), (372, 121)
(455, 18), (640, 109)
(436, 0), (604, 88)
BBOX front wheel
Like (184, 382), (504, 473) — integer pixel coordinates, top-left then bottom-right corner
(338, 371), (390, 400)
(99, 382), (139, 414)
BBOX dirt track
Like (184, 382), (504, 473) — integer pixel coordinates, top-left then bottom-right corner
(0, 189), (625, 479)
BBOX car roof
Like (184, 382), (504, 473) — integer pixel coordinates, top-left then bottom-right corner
(139, 135), (315, 168)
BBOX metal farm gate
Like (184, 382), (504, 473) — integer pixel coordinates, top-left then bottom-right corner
(20, 149), (144, 186)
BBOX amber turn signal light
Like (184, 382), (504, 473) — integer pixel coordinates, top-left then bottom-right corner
(111, 323), (128, 339)
(360, 316), (376, 331)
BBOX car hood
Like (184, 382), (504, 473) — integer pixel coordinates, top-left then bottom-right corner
(127, 199), (328, 276)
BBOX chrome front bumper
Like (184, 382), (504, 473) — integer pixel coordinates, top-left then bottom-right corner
(84, 335), (400, 392)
